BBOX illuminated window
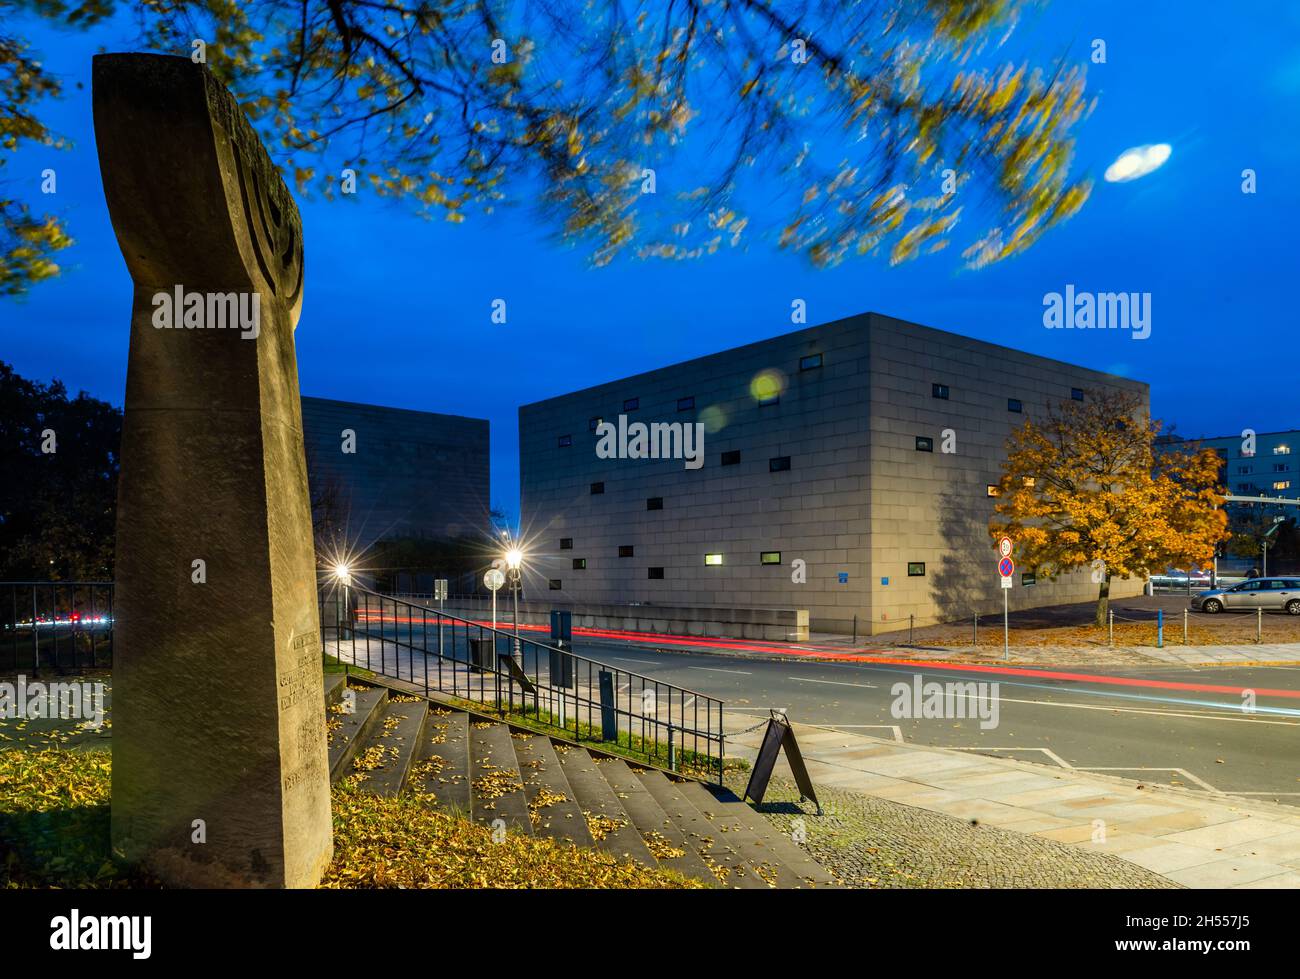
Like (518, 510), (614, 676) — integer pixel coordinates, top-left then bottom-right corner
(705, 554), (723, 566)
(907, 562), (925, 577)
(572, 558), (586, 570)
(1024, 477), (1036, 488)
(1274, 445), (1291, 455)
(1274, 481), (1292, 491)
(987, 485), (1000, 497)
(761, 552), (781, 565)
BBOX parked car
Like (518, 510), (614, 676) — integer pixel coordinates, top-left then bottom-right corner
(1190, 577), (1300, 615)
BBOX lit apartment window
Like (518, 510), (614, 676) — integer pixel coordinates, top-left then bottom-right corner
(761, 552), (781, 565)
(1023, 477), (1036, 487)
(590, 482), (605, 494)
(770, 456), (791, 472)
(548, 579), (562, 590)
(1071, 388), (1085, 401)
(915, 437), (933, 452)
(559, 538), (573, 550)
(987, 485), (1000, 497)
(557, 434), (572, 447)
(800, 353), (823, 371)
(1275, 481), (1292, 491)
(1008, 398), (1023, 413)
(1275, 445), (1292, 455)
(623, 397), (639, 412)
(646, 497), (663, 510)
(648, 567), (665, 579)
(618, 545), (634, 558)
(907, 562), (925, 577)
(932, 383), (949, 400)
(589, 416), (603, 432)
(721, 450), (741, 466)
(572, 558), (587, 570)
(704, 553), (723, 566)
(677, 396), (695, 411)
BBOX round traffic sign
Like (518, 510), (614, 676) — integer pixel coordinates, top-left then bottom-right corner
(998, 557), (1015, 578)
(998, 537), (1013, 558)
(483, 568), (506, 591)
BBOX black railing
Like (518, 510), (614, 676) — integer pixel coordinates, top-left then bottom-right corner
(319, 583), (725, 782)
(0, 581), (115, 675)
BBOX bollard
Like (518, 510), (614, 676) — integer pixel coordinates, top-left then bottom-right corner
(909, 613), (914, 645)
(1183, 608), (1188, 645)
(1108, 609), (1114, 647)
(1157, 608), (1163, 648)
(1257, 607), (1263, 644)
(853, 614), (857, 645)
(973, 612), (978, 647)
(668, 725), (676, 772)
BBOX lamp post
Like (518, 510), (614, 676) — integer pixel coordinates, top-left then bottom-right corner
(505, 546), (523, 656)
(333, 563), (352, 660)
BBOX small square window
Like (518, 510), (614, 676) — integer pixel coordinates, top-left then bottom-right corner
(590, 482), (605, 495)
(623, 397), (639, 412)
(589, 416), (603, 432)
(1071, 388), (1084, 401)
(769, 456), (791, 472)
(986, 485), (1000, 497)
(646, 497), (663, 511)
(721, 450), (741, 466)
(1023, 477), (1036, 488)
(759, 394), (780, 407)
(618, 545), (634, 558)
(1274, 463), (1288, 472)
(704, 553), (723, 566)
(915, 437), (933, 452)
(548, 579), (562, 590)
(647, 567), (665, 579)
(800, 353), (823, 371)
(677, 396), (695, 411)
(557, 434), (572, 447)
(1275, 480), (1292, 491)
(572, 558), (586, 570)
(932, 383), (949, 400)
(761, 551), (781, 565)
(1276, 445), (1292, 455)
(559, 538), (573, 550)
(907, 562), (925, 577)
(1008, 398), (1023, 413)
(1021, 572), (1037, 586)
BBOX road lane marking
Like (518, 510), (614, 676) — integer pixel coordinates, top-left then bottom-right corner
(826, 724), (904, 743)
(788, 676), (878, 690)
(948, 746), (1074, 769)
(1078, 766), (1223, 794)
(687, 666), (753, 675)
(987, 694), (1300, 725)
(607, 656), (661, 666)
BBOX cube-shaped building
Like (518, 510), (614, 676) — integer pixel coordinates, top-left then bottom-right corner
(519, 312), (1148, 635)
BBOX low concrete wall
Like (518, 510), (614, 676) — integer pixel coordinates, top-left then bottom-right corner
(397, 596), (810, 642)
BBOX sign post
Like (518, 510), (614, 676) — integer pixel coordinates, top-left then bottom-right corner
(997, 537), (1014, 661)
(484, 568), (505, 633)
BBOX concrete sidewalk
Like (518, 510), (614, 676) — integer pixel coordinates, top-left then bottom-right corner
(725, 720), (1300, 888)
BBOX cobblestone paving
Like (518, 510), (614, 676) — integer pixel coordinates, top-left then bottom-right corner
(728, 774), (1181, 889)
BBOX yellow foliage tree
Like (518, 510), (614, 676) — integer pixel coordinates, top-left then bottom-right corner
(990, 389), (1228, 627)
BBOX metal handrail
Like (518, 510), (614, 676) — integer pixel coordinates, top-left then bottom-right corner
(0, 580), (115, 676)
(318, 583), (726, 782)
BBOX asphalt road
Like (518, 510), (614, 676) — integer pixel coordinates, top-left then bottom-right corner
(568, 637), (1300, 806)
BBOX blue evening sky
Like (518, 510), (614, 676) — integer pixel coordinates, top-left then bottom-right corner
(2, 2), (1297, 521)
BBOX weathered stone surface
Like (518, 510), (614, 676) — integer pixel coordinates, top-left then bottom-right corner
(95, 52), (330, 888)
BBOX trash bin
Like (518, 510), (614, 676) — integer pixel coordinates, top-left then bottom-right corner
(469, 637), (494, 674)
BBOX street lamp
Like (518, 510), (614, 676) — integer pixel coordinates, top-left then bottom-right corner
(332, 563), (352, 656)
(504, 546), (524, 654)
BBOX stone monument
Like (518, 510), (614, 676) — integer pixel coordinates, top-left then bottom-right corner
(94, 53), (332, 887)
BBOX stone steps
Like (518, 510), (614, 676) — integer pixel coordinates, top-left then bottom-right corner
(326, 676), (834, 888)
